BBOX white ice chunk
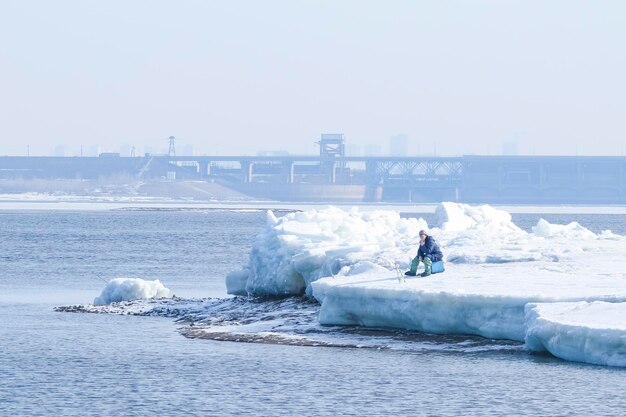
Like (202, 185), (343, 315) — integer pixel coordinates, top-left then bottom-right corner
(93, 278), (171, 305)
(266, 209), (279, 226)
(532, 218), (597, 239)
(226, 269), (250, 296)
(525, 302), (626, 367)
(229, 206), (428, 297)
(435, 201), (523, 234)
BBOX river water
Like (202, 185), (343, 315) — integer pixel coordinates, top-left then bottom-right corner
(0, 209), (624, 416)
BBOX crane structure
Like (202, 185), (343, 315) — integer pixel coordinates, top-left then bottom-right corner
(167, 136), (176, 157)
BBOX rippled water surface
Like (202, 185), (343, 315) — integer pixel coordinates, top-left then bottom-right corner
(1, 209), (625, 416)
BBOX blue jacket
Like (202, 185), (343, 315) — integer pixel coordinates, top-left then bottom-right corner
(417, 236), (443, 261)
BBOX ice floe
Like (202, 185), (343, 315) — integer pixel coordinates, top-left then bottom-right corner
(93, 278), (171, 305)
(227, 202), (626, 367)
(525, 302), (626, 367)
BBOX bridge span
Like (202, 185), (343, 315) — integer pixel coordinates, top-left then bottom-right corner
(1, 154), (626, 203)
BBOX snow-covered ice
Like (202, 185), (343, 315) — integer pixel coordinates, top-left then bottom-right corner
(228, 202), (626, 367)
(93, 278), (171, 305)
(312, 268), (626, 342)
(525, 302), (626, 367)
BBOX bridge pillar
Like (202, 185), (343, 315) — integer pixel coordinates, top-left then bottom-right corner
(199, 161), (210, 179)
(328, 161), (336, 184)
(364, 160), (381, 202)
(282, 161), (294, 183)
(241, 161), (253, 183)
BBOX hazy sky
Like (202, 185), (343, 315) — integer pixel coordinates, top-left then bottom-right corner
(1, 1), (625, 157)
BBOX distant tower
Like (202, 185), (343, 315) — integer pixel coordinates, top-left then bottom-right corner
(167, 136), (176, 156)
(317, 133), (346, 173)
(130, 146), (136, 157)
(317, 133), (345, 158)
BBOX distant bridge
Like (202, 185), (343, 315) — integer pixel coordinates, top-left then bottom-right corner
(1, 155), (626, 203)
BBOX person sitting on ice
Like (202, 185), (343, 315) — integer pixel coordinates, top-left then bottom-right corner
(405, 229), (443, 277)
